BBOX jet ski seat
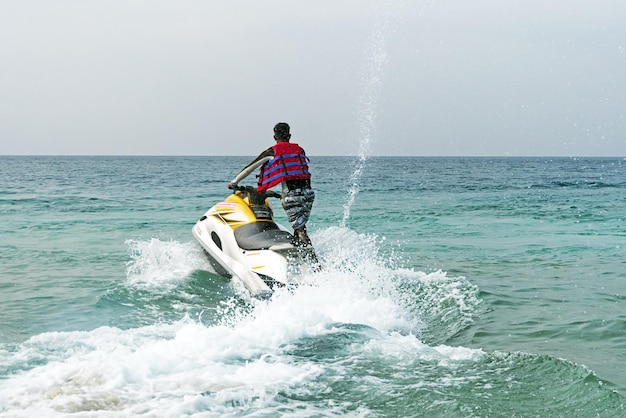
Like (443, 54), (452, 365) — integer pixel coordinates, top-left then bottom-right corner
(234, 222), (296, 250)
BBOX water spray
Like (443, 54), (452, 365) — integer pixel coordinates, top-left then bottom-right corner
(341, 17), (390, 227)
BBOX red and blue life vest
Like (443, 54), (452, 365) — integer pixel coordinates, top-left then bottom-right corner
(257, 142), (310, 192)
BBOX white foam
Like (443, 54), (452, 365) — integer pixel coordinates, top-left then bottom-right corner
(124, 238), (211, 289)
(0, 227), (483, 416)
(0, 316), (484, 416)
(362, 332), (484, 365)
(0, 320), (324, 416)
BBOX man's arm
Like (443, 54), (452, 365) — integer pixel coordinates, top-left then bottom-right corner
(229, 147), (274, 187)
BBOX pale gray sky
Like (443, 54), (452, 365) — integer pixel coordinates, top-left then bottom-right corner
(1, 0), (625, 156)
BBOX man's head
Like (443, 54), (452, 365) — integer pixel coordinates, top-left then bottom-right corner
(273, 122), (291, 141)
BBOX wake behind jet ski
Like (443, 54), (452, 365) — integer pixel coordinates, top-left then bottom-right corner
(192, 186), (317, 299)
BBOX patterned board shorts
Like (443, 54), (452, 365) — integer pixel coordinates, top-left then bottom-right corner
(282, 188), (315, 231)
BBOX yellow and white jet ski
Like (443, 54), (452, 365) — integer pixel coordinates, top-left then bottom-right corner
(192, 186), (314, 299)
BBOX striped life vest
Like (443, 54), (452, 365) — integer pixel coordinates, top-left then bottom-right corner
(257, 142), (311, 192)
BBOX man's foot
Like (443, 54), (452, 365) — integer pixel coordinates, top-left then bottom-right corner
(295, 228), (312, 247)
(294, 228), (322, 271)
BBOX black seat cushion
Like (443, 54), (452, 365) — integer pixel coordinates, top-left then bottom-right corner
(234, 222), (296, 250)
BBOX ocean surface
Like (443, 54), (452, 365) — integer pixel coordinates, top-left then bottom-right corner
(0, 155), (625, 417)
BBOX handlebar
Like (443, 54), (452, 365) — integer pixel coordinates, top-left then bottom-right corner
(230, 185), (281, 202)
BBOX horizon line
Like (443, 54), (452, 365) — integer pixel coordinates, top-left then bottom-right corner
(1, 154), (625, 159)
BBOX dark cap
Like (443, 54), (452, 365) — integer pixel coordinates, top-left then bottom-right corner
(273, 122), (291, 139)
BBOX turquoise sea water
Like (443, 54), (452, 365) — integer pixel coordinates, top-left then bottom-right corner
(1, 155), (625, 417)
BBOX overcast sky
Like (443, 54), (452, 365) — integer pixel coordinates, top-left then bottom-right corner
(1, 0), (625, 156)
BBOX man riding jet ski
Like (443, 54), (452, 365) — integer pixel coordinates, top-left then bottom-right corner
(228, 122), (317, 254)
(193, 122), (319, 298)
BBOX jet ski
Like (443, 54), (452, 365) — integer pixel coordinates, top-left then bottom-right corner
(192, 185), (316, 299)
